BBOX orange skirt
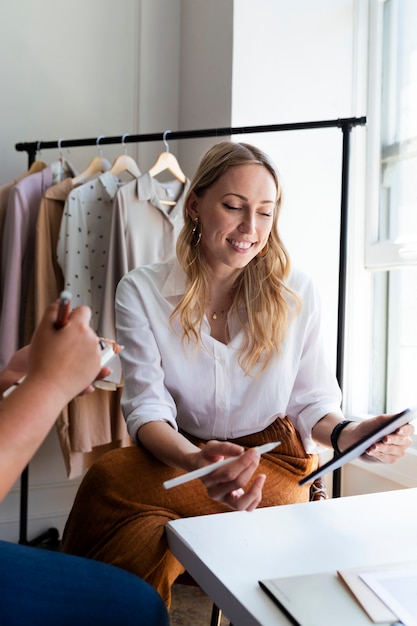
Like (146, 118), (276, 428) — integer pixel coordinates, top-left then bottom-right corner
(62, 417), (317, 607)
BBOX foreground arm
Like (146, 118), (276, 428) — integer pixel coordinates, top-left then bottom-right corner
(312, 412), (414, 462)
(0, 302), (103, 501)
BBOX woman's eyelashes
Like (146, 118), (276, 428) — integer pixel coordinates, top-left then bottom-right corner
(223, 202), (241, 211)
(222, 202), (272, 217)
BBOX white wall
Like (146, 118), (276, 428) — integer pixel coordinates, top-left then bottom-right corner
(0, 0), (142, 182)
(231, 0), (357, 366)
(135, 0), (182, 168)
(0, 0), (396, 542)
(178, 0), (234, 175)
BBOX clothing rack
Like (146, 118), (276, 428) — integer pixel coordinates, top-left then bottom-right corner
(15, 116), (366, 545)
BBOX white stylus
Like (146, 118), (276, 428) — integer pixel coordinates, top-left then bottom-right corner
(163, 441), (281, 489)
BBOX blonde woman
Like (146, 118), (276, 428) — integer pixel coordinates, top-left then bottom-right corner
(63, 142), (413, 607)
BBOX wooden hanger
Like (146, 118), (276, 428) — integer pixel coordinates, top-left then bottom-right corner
(72, 135), (110, 184)
(149, 131), (186, 183)
(28, 141), (47, 174)
(28, 160), (47, 174)
(109, 154), (140, 178)
(72, 156), (111, 185)
(108, 133), (140, 179)
(149, 151), (186, 183)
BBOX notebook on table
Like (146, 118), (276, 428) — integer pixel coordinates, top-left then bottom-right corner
(258, 570), (398, 626)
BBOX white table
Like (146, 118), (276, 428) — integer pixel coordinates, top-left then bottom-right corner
(166, 488), (417, 625)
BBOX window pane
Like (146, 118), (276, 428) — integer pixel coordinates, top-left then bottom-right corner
(378, 0), (417, 247)
(380, 156), (417, 243)
(385, 267), (417, 412)
(370, 272), (388, 415)
(381, 0), (417, 146)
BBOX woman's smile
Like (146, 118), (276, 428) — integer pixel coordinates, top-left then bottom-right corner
(226, 238), (256, 251)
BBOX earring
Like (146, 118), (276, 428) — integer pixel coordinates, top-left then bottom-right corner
(192, 219), (202, 246)
(256, 242), (269, 258)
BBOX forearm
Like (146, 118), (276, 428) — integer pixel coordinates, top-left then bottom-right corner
(0, 369), (22, 396)
(137, 421), (201, 472)
(311, 412), (355, 451)
(0, 376), (69, 501)
(311, 411), (413, 462)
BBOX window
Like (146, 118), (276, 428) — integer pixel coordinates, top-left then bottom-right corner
(366, 0), (417, 417)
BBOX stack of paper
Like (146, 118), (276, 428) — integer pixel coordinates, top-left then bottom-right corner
(259, 561), (417, 626)
(339, 561), (417, 626)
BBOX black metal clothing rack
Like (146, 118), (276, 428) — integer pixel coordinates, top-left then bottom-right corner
(14, 116), (366, 546)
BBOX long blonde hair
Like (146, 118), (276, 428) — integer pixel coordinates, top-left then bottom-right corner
(172, 141), (300, 375)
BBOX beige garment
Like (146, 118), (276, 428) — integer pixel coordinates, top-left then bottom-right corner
(22, 159), (75, 341)
(30, 177), (130, 477)
(62, 417), (318, 607)
(24, 177), (73, 343)
(57, 387), (132, 478)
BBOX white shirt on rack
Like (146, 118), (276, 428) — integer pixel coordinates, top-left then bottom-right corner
(56, 172), (121, 331)
(115, 260), (343, 453)
(98, 171), (188, 343)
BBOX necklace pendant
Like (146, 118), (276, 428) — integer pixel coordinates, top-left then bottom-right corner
(212, 312), (218, 320)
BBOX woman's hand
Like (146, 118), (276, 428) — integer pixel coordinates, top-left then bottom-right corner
(138, 424), (266, 512)
(84, 338), (124, 394)
(197, 441), (266, 511)
(338, 414), (414, 463)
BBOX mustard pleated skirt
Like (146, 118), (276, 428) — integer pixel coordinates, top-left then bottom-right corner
(62, 417), (317, 607)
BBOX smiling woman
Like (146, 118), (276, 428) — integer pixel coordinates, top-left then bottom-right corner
(62, 141), (413, 610)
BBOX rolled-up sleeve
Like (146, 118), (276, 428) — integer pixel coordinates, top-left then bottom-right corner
(285, 275), (343, 453)
(115, 271), (178, 441)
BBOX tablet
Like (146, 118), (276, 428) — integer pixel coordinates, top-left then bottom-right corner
(299, 407), (416, 486)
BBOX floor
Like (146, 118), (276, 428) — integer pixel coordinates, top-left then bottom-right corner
(169, 583), (230, 625)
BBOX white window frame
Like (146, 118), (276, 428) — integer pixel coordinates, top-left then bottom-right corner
(344, 0), (417, 486)
(366, 0), (417, 269)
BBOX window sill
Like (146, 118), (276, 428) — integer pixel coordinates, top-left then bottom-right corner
(342, 411), (417, 488)
(349, 447), (417, 488)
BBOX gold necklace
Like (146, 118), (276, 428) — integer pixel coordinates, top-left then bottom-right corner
(209, 286), (236, 321)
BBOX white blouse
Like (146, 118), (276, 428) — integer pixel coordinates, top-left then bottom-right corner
(57, 173), (121, 331)
(115, 260), (343, 454)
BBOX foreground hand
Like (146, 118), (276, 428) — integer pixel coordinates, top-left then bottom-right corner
(27, 302), (102, 401)
(340, 414), (414, 464)
(197, 441), (266, 511)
